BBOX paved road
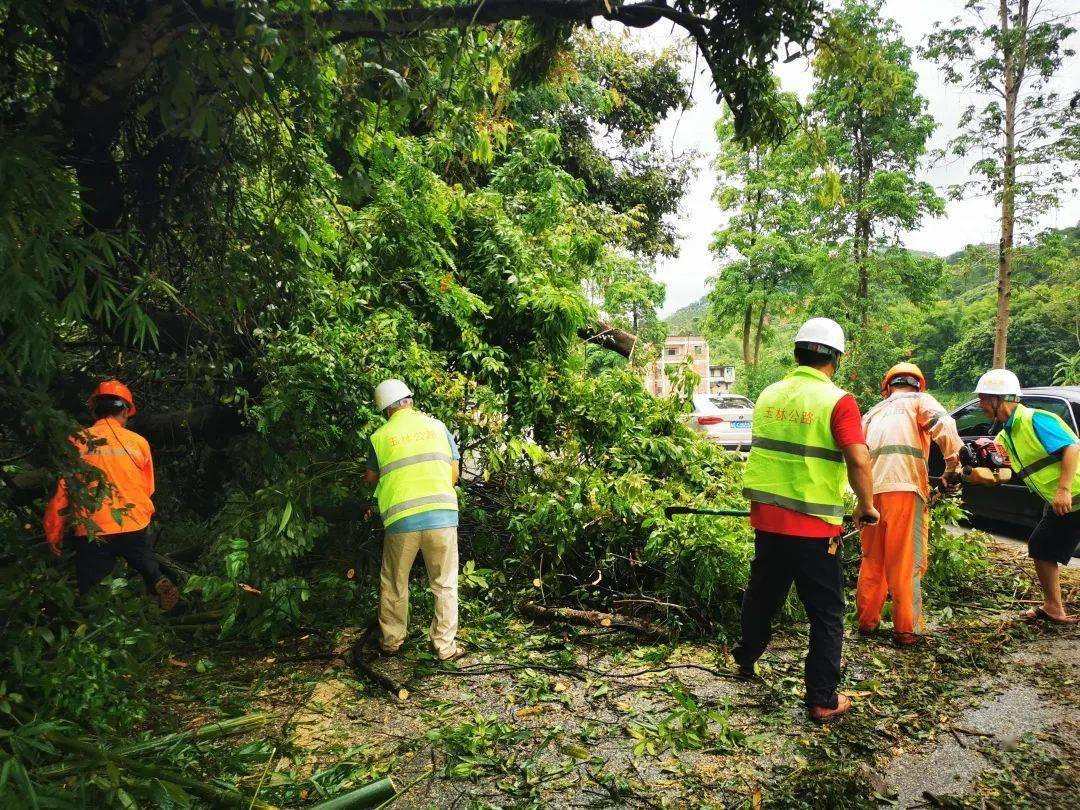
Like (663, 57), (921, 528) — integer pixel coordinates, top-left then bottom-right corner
(950, 522), (1079, 569)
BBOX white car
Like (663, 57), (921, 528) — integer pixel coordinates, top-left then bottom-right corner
(688, 393), (754, 450)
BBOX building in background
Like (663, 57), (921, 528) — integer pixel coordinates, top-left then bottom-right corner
(645, 336), (734, 396)
(709, 364), (736, 394)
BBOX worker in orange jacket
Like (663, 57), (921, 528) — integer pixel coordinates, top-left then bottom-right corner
(857, 363), (962, 645)
(44, 381), (179, 610)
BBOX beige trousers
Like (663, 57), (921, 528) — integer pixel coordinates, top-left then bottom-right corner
(378, 526), (458, 657)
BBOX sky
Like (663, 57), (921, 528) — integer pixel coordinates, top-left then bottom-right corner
(603, 1), (1080, 317)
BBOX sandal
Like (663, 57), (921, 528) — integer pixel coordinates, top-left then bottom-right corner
(1020, 607), (1078, 625)
(809, 694), (852, 724)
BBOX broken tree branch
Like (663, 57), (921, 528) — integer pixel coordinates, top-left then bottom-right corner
(520, 601), (667, 639)
(579, 321), (638, 358)
(348, 641), (410, 701)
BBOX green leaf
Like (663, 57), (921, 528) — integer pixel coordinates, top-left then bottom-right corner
(277, 501), (293, 535)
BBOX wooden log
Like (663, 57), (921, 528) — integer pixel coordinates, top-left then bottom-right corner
(349, 642), (410, 701)
(308, 777), (396, 809)
(520, 601), (667, 639)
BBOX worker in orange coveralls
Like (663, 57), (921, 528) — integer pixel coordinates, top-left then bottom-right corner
(44, 381), (179, 610)
(857, 363), (963, 645)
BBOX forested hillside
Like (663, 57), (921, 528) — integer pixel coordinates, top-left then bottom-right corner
(690, 224), (1080, 401)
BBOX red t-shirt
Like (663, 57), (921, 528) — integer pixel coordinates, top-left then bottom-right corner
(749, 394), (865, 538)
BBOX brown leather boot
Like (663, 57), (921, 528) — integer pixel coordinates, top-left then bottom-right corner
(809, 693), (852, 724)
(154, 577), (180, 612)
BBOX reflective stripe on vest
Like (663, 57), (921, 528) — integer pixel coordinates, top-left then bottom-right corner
(870, 444), (926, 461)
(997, 404), (1080, 512)
(742, 366), (848, 525)
(751, 436), (844, 462)
(371, 409), (458, 528)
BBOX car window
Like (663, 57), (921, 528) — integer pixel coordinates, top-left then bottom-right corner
(953, 401), (998, 438)
(1021, 396), (1078, 431)
(709, 396), (752, 409)
(692, 396), (716, 412)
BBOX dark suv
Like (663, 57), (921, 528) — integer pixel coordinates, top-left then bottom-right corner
(928, 386), (1080, 529)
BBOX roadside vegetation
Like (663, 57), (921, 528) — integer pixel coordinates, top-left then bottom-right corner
(1, 0), (1077, 807)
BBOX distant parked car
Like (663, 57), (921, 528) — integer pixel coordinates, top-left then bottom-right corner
(929, 386), (1080, 531)
(688, 393), (754, 451)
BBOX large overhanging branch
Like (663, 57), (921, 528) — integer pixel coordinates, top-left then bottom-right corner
(194, 0), (714, 40)
(79, 1), (717, 120)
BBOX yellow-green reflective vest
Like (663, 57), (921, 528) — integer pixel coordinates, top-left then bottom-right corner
(742, 366), (848, 525)
(371, 408), (458, 529)
(997, 404), (1080, 513)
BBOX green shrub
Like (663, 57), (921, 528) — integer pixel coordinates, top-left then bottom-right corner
(923, 498), (989, 601)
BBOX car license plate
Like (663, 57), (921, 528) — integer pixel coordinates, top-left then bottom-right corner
(732, 421), (751, 429)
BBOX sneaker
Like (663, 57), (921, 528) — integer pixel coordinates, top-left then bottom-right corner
(154, 577), (180, 612)
(809, 693), (852, 724)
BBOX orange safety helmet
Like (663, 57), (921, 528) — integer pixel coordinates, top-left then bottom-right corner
(87, 380), (136, 416)
(881, 363), (926, 397)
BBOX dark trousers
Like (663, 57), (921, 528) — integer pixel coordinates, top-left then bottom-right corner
(72, 528), (162, 596)
(733, 531), (845, 708)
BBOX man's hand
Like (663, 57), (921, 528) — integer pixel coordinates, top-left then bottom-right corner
(1052, 486), (1073, 517)
(853, 501), (880, 526)
(1052, 445), (1078, 516)
(942, 465), (962, 489)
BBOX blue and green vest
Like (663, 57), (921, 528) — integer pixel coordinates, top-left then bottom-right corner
(997, 404), (1080, 512)
(371, 409), (458, 529)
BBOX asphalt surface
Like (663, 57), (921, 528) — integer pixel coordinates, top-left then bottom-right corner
(885, 636), (1079, 807)
(952, 522), (1080, 569)
(976, 527), (1075, 570)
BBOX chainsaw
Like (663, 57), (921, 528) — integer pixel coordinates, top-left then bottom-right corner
(934, 437), (1011, 493)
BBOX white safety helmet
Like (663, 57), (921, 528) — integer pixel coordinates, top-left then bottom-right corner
(974, 368), (1021, 399)
(374, 379), (413, 412)
(794, 317), (846, 355)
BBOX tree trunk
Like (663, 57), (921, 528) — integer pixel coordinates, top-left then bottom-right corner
(741, 302), (753, 367)
(752, 301), (766, 366)
(852, 121), (872, 325)
(994, 0), (1020, 368)
(856, 213), (871, 311)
